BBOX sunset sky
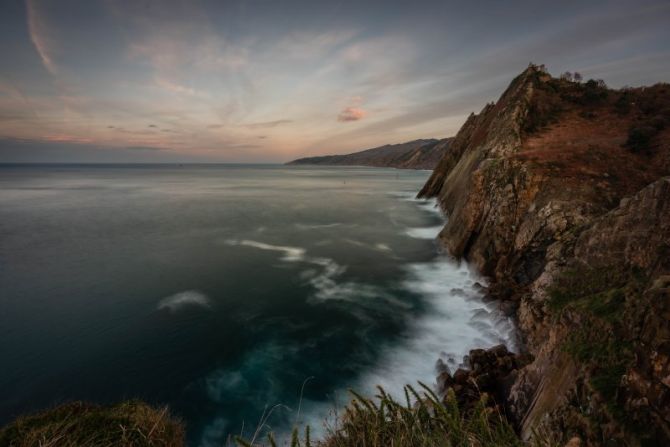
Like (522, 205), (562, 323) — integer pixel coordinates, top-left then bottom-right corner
(1, 0), (669, 163)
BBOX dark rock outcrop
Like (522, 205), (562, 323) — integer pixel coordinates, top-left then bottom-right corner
(438, 345), (533, 417)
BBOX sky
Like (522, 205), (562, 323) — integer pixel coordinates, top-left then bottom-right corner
(0, 0), (669, 163)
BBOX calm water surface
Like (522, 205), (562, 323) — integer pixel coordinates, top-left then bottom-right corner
(0, 164), (515, 445)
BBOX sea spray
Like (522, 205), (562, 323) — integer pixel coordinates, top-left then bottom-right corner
(288, 197), (518, 441)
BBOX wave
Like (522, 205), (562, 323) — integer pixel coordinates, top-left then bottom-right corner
(227, 239), (306, 262)
(294, 223), (353, 230)
(405, 225), (444, 239)
(359, 196), (516, 395)
(227, 239), (369, 304)
(296, 195), (517, 438)
(204, 195), (517, 444)
(157, 290), (211, 312)
(344, 238), (393, 253)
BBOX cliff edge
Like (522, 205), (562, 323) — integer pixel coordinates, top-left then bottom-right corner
(420, 64), (670, 446)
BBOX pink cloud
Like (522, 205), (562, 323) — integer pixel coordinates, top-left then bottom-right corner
(337, 107), (366, 122)
(42, 134), (94, 143)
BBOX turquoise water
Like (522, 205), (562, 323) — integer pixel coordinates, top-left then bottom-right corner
(0, 164), (515, 445)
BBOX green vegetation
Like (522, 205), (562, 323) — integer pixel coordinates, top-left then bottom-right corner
(237, 384), (524, 447)
(548, 266), (651, 428)
(0, 400), (184, 447)
(547, 266), (628, 314)
(522, 69), (610, 134)
(1, 385), (529, 447)
(623, 83), (670, 154)
(562, 326), (633, 403)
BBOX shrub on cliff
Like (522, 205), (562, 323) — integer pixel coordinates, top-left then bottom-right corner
(0, 400), (184, 447)
(625, 125), (657, 153)
(579, 79), (609, 105)
(523, 88), (563, 134)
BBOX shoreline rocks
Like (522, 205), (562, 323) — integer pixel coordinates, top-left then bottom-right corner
(437, 344), (533, 418)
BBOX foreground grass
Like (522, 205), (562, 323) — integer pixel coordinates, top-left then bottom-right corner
(0, 400), (184, 447)
(1, 384), (526, 446)
(237, 383), (523, 447)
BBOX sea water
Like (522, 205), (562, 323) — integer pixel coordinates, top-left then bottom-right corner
(0, 164), (516, 445)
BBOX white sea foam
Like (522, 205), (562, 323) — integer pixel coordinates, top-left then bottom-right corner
(298, 195), (517, 438)
(294, 223), (350, 230)
(309, 259), (512, 416)
(227, 239), (306, 262)
(375, 243), (392, 252)
(405, 225), (444, 239)
(344, 238), (393, 253)
(227, 239), (360, 303)
(355, 196), (516, 398)
(416, 200), (444, 218)
(214, 196), (517, 442)
(157, 290), (211, 312)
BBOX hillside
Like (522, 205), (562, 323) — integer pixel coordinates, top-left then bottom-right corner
(420, 65), (670, 446)
(287, 138), (451, 169)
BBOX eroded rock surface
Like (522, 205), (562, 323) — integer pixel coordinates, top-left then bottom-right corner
(424, 65), (670, 446)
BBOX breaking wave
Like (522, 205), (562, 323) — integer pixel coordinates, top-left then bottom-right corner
(293, 197), (518, 439)
(205, 196), (518, 444)
(405, 225), (444, 239)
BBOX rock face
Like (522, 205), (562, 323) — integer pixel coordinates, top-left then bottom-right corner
(287, 138), (451, 169)
(437, 345), (533, 416)
(421, 65), (670, 446)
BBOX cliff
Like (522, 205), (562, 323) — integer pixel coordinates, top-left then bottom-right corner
(420, 65), (670, 445)
(287, 138), (451, 169)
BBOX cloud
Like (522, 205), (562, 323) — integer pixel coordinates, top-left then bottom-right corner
(26, 0), (58, 75)
(275, 30), (358, 60)
(337, 107), (366, 122)
(241, 119), (292, 129)
(43, 134), (93, 143)
(148, 124), (157, 128)
(154, 77), (200, 97)
(222, 143), (261, 150)
(125, 145), (166, 152)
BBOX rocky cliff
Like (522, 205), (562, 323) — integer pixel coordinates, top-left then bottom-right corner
(287, 138), (451, 169)
(420, 65), (670, 446)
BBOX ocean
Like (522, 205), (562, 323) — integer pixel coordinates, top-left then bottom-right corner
(0, 164), (516, 445)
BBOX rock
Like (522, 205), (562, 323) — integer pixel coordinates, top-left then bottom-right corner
(453, 369), (470, 385)
(438, 345), (528, 416)
(435, 358), (450, 375)
(490, 344), (510, 358)
(472, 281), (487, 291)
(422, 65), (670, 445)
(437, 371), (453, 391)
(499, 300), (518, 317)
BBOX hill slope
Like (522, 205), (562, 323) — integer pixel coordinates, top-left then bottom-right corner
(420, 65), (670, 445)
(287, 138), (451, 169)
